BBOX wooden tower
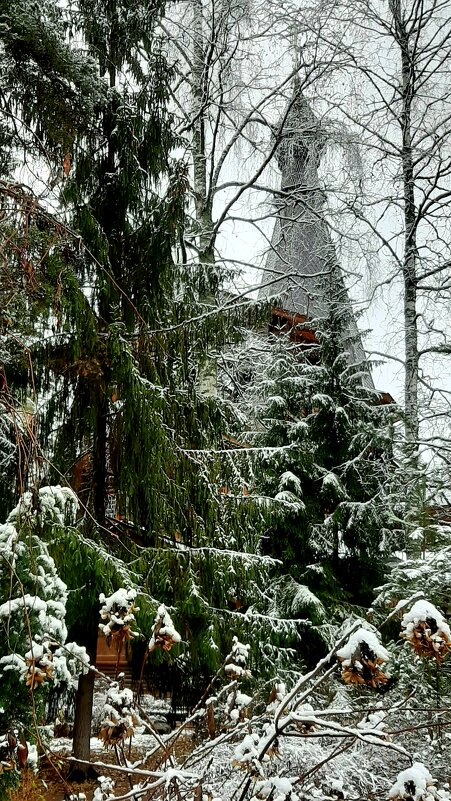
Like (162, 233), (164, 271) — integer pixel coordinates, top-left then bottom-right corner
(259, 86), (373, 386)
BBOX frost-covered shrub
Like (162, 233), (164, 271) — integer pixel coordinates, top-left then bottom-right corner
(99, 587), (138, 650)
(336, 626), (390, 687)
(400, 600), (451, 662)
(98, 679), (141, 747)
(0, 487), (89, 783)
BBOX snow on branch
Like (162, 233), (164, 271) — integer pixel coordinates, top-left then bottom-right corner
(8, 484), (78, 527)
(336, 627), (390, 688)
(400, 599), (451, 661)
(99, 588), (139, 649)
(224, 636), (252, 680)
(98, 680), (142, 747)
(389, 763), (437, 801)
(148, 604), (181, 653)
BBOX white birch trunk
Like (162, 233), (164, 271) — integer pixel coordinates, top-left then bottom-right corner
(392, 0), (419, 456)
(191, 0), (218, 396)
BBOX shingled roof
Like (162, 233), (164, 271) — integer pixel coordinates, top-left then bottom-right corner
(259, 86), (373, 387)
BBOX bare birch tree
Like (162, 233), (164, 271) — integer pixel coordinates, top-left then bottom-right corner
(160, 0), (347, 281)
(159, 0), (363, 405)
(286, 0), (451, 463)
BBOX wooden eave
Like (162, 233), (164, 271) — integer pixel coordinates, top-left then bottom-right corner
(377, 391), (395, 406)
(270, 306), (318, 346)
(270, 306), (396, 407)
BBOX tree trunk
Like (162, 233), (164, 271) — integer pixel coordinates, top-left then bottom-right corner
(191, 0), (218, 396)
(394, 0), (419, 458)
(68, 615), (99, 780)
(69, 383), (107, 779)
(70, 671), (97, 773)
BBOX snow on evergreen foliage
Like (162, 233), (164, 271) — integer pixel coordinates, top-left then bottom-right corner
(224, 636), (251, 679)
(225, 312), (398, 630)
(0, 385), (17, 474)
(266, 575), (325, 623)
(0, 487), (89, 738)
(8, 484), (78, 528)
(373, 527), (451, 616)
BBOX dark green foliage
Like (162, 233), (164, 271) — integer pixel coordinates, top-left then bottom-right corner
(0, 0), (103, 167)
(248, 289), (398, 615)
(0, 1), (302, 745)
(0, 0), (291, 712)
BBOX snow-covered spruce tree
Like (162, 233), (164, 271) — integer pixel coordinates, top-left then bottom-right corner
(371, 470), (451, 615)
(0, 0), (103, 522)
(374, 525), (451, 619)
(0, 0), (295, 771)
(243, 278), (398, 628)
(0, 486), (89, 794)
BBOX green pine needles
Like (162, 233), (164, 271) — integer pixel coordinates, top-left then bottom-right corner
(236, 284), (399, 632)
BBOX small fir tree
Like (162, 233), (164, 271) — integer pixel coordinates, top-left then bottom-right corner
(242, 279), (398, 625)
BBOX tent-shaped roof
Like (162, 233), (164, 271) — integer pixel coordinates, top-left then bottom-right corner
(259, 87), (373, 385)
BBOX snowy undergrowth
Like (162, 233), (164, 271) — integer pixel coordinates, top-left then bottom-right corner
(8, 576), (451, 801)
(75, 605), (451, 801)
(0, 487), (90, 788)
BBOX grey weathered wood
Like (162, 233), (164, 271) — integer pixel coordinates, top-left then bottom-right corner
(259, 86), (373, 386)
